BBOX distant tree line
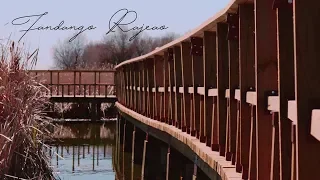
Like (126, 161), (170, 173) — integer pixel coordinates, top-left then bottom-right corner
(53, 27), (179, 70)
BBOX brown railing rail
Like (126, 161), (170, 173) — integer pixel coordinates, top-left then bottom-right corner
(28, 70), (116, 97)
(114, 0), (320, 180)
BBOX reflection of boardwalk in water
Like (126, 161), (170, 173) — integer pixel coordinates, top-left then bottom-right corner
(52, 122), (116, 139)
(44, 122), (118, 179)
(46, 145), (115, 179)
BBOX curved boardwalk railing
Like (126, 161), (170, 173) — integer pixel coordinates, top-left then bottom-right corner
(115, 0), (320, 179)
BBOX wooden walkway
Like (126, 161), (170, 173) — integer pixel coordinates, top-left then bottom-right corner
(28, 70), (117, 121)
(28, 70), (117, 102)
(115, 0), (320, 180)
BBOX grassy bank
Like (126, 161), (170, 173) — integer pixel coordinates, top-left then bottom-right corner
(0, 42), (55, 179)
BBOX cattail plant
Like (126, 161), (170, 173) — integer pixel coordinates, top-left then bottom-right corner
(0, 41), (55, 179)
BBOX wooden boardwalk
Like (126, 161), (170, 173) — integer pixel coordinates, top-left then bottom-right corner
(28, 70), (117, 120)
(28, 70), (117, 103)
(115, 0), (320, 180)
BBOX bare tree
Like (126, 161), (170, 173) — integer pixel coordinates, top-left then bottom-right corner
(81, 42), (114, 69)
(102, 27), (136, 65)
(53, 33), (87, 69)
(52, 27), (179, 69)
(100, 28), (179, 65)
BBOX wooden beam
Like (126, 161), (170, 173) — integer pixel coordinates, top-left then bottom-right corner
(135, 63), (139, 111)
(276, 4), (294, 180)
(216, 22), (229, 156)
(226, 12), (239, 165)
(191, 37), (204, 141)
(148, 59), (155, 118)
(255, 0), (278, 178)
(181, 42), (192, 133)
(203, 31), (217, 147)
(293, 1), (320, 179)
(173, 46), (183, 129)
(138, 63), (143, 113)
(238, 4), (255, 178)
(163, 51), (170, 123)
(143, 61), (148, 116)
(155, 55), (164, 121)
(168, 49), (175, 125)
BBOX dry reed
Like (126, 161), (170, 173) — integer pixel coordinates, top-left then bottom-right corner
(0, 42), (55, 179)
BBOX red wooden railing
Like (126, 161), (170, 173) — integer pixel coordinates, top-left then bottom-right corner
(114, 0), (320, 180)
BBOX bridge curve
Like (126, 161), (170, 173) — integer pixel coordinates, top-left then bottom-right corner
(115, 0), (320, 180)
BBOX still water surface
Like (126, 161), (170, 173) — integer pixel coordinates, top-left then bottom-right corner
(48, 121), (131, 180)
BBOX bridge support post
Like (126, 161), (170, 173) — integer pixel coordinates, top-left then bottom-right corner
(144, 135), (166, 179)
(141, 133), (148, 180)
(271, 113), (280, 180)
(124, 121), (133, 153)
(133, 127), (144, 167)
(91, 102), (97, 121)
(131, 127), (135, 180)
(166, 147), (170, 180)
(97, 103), (101, 120)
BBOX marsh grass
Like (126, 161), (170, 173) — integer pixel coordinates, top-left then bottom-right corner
(0, 42), (55, 179)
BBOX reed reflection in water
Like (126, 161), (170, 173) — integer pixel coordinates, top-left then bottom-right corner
(47, 122), (117, 180)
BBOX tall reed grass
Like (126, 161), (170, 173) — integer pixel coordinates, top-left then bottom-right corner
(0, 42), (55, 179)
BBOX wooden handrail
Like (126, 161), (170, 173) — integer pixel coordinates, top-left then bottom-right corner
(114, 0), (242, 69)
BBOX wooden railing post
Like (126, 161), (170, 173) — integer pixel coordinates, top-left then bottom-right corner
(125, 67), (129, 107)
(146, 59), (154, 118)
(154, 55), (164, 121)
(163, 51), (170, 123)
(168, 49), (175, 125)
(238, 4), (255, 179)
(73, 71), (76, 97)
(181, 42), (192, 133)
(173, 46), (182, 129)
(143, 61), (148, 116)
(274, 3), (294, 180)
(79, 72), (82, 96)
(94, 71), (96, 97)
(139, 63), (143, 114)
(190, 37), (204, 140)
(203, 31), (217, 146)
(50, 71), (53, 96)
(293, 1), (320, 179)
(255, 0), (278, 178)
(129, 65), (133, 109)
(226, 13), (239, 164)
(216, 22), (229, 156)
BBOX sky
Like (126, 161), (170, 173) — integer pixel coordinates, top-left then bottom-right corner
(0, 0), (229, 69)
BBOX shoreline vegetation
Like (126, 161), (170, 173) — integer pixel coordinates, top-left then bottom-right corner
(0, 41), (55, 179)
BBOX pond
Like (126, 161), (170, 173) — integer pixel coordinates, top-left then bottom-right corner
(47, 119), (212, 180)
(47, 121), (141, 180)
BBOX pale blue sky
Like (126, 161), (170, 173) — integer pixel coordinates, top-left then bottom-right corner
(0, 0), (229, 69)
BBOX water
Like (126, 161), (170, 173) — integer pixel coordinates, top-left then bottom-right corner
(47, 122), (122, 180)
(47, 120), (210, 180)
(50, 145), (115, 180)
